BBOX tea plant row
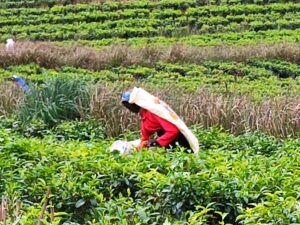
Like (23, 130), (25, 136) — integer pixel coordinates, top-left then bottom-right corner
(4, 59), (300, 80)
(1, 3), (300, 41)
(62, 29), (300, 47)
(2, 3), (300, 25)
(1, 61), (299, 98)
(0, 0), (298, 9)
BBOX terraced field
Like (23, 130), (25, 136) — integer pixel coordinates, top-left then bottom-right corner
(0, 0), (299, 224)
(0, 2), (300, 45)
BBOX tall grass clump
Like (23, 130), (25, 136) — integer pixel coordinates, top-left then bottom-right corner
(18, 77), (91, 126)
(90, 85), (139, 137)
(0, 83), (23, 115)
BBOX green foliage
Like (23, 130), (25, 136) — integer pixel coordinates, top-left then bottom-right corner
(18, 77), (91, 126)
(1, 3), (300, 43)
(2, 62), (300, 102)
(249, 58), (300, 78)
(54, 120), (106, 141)
(0, 0), (298, 9)
(0, 116), (106, 141)
(0, 0), (298, 223)
(0, 127), (299, 224)
(66, 29), (300, 47)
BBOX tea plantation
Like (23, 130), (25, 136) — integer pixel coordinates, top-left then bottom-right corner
(0, 0), (299, 224)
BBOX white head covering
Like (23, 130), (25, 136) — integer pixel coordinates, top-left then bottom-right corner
(6, 39), (15, 52)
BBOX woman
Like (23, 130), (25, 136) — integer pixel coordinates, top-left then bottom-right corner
(121, 90), (192, 152)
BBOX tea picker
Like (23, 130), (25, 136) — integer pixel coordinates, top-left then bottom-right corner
(110, 87), (199, 155)
(5, 75), (30, 93)
(6, 38), (15, 53)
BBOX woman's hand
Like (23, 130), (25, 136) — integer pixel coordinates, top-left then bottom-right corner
(136, 140), (148, 152)
(147, 139), (160, 148)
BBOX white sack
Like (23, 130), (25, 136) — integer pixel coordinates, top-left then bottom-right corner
(110, 139), (140, 155)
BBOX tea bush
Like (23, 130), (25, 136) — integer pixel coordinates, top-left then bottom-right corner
(0, 1), (299, 224)
(0, 127), (299, 224)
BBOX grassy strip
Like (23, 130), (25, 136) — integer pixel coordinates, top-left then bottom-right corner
(0, 80), (299, 138)
(91, 85), (300, 137)
(2, 42), (300, 70)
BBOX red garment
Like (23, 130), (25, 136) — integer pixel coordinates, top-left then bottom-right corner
(140, 109), (179, 147)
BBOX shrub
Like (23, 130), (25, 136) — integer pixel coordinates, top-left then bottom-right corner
(53, 120), (106, 141)
(18, 77), (91, 126)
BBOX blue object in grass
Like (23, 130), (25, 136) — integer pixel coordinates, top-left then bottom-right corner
(13, 75), (30, 93)
(121, 91), (131, 102)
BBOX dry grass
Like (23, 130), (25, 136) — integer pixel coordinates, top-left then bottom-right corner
(1, 42), (300, 70)
(0, 83), (23, 116)
(90, 85), (139, 136)
(90, 85), (300, 138)
(177, 91), (300, 137)
(1, 79), (299, 138)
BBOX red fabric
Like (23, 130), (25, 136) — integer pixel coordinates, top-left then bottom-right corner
(140, 109), (179, 147)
